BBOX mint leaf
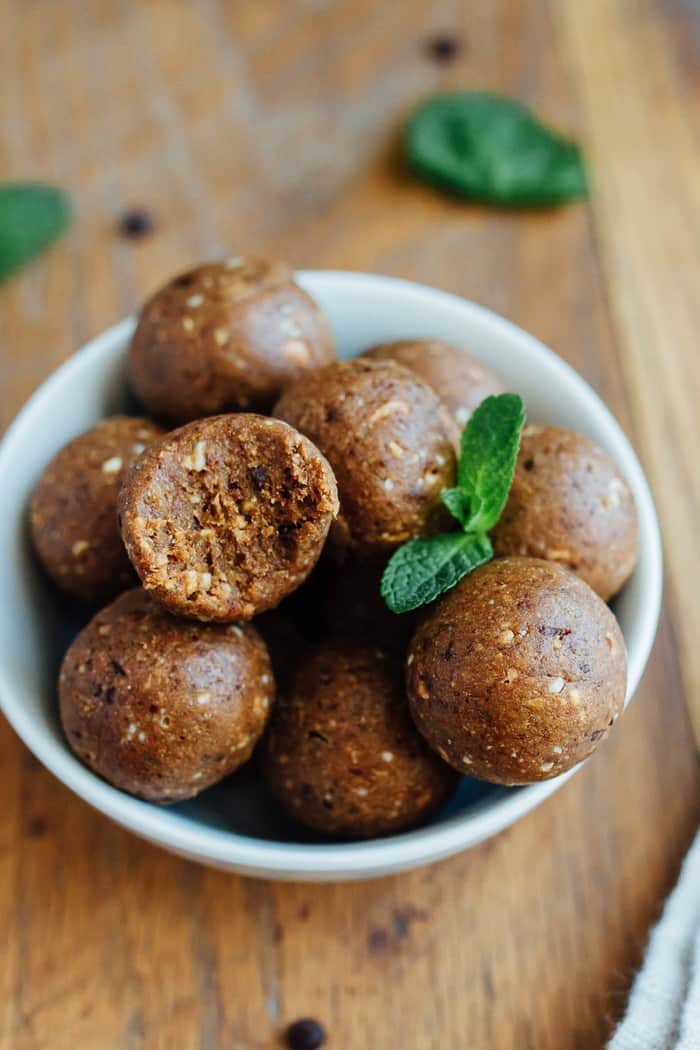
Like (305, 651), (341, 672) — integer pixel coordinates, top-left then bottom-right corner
(0, 183), (72, 284)
(440, 486), (471, 529)
(457, 393), (525, 533)
(380, 392), (524, 614)
(405, 92), (588, 208)
(381, 532), (493, 614)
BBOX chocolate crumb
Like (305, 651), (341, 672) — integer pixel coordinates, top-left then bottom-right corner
(284, 1017), (327, 1050)
(118, 209), (155, 239)
(26, 816), (48, 838)
(425, 33), (461, 63)
(249, 466), (269, 489)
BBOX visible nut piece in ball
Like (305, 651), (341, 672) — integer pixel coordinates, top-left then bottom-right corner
(362, 338), (506, 446)
(491, 425), (638, 600)
(59, 589), (274, 802)
(128, 258), (335, 423)
(407, 557), (627, 785)
(263, 641), (456, 838)
(274, 358), (456, 558)
(29, 416), (163, 604)
(119, 414), (339, 622)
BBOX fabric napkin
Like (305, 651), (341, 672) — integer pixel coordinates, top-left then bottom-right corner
(609, 830), (700, 1049)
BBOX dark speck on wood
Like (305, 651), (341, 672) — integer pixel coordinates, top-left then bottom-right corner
(26, 817), (48, 838)
(393, 905), (428, 940)
(117, 208), (155, 239)
(425, 33), (462, 63)
(367, 927), (390, 954)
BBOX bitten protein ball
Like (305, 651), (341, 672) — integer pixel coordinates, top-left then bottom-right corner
(128, 258), (335, 423)
(407, 557), (627, 785)
(59, 589), (274, 802)
(29, 416), (163, 604)
(119, 414), (339, 622)
(274, 358), (456, 558)
(491, 425), (638, 599)
(263, 641), (456, 838)
(362, 338), (506, 445)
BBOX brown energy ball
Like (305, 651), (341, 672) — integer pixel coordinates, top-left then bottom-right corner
(128, 258), (335, 424)
(263, 641), (456, 838)
(119, 414), (338, 622)
(274, 358), (456, 559)
(29, 416), (164, 604)
(491, 425), (638, 600)
(59, 589), (274, 802)
(362, 339), (506, 446)
(407, 557), (627, 786)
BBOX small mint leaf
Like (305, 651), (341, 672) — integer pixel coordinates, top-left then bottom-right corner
(457, 392), (525, 533)
(440, 486), (472, 528)
(405, 92), (588, 208)
(381, 531), (493, 614)
(0, 183), (72, 284)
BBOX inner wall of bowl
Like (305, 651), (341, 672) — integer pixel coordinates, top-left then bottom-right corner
(0, 273), (654, 856)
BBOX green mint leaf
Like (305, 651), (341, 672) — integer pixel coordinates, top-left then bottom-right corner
(405, 92), (588, 208)
(457, 393), (525, 534)
(381, 531), (493, 614)
(440, 486), (471, 529)
(0, 183), (72, 284)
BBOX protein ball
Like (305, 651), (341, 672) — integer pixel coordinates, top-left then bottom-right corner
(128, 258), (335, 424)
(119, 414), (339, 622)
(491, 425), (638, 600)
(29, 416), (164, 604)
(263, 641), (456, 838)
(407, 557), (627, 785)
(274, 358), (456, 558)
(362, 339), (506, 446)
(59, 589), (274, 802)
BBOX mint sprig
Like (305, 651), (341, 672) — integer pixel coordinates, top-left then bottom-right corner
(381, 393), (525, 613)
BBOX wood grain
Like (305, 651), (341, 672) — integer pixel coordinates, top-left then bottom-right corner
(0, 1), (698, 1048)
(554, 0), (700, 748)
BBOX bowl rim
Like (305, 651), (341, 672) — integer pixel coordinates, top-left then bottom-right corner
(0, 270), (663, 880)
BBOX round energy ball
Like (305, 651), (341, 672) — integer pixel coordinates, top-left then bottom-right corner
(362, 338), (506, 445)
(491, 425), (638, 600)
(407, 557), (627, 785)
(263, 641), (456, 838)
(274, 358), (456, 558)
(119, 414), (338, 622)
(29, 416), (163, 604)
(128, 258), (335, 424)
(59, 589), (274, 802)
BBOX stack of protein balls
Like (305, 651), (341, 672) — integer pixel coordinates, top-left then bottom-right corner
(29, 258), (638, 839)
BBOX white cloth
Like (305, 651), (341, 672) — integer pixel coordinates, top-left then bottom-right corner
(609, 831), (700, 1049)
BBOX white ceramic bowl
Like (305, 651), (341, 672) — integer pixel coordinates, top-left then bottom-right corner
(0, 271), (662, 881)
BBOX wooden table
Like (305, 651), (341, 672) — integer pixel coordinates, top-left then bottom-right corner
(1, 2), (699, 1047)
